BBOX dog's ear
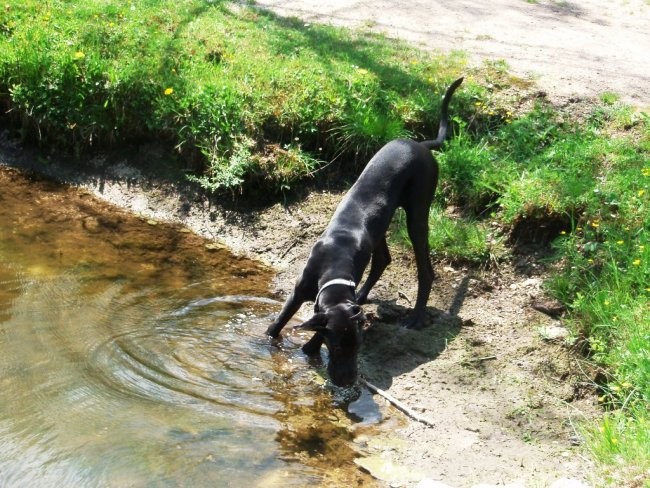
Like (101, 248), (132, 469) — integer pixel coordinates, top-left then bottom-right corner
(293, 313), (328, 332)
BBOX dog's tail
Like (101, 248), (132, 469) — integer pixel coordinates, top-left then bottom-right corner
(420, 76), (464, 151)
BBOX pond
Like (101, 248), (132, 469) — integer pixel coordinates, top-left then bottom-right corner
(0, 167), (377, 487)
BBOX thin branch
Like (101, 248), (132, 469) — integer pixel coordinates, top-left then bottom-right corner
(279, 238), (299, 259)
(360, 378), (436, 428)
(464, 355), (497, 363)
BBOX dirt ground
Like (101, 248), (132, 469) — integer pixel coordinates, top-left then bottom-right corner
(253, 0), (650, 108)
(5, 1), (647, 485)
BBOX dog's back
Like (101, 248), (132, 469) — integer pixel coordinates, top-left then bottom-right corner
(327, 138), (437, 243)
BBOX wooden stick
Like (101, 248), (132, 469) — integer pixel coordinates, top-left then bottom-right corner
(360, 378), (436, 428)
(464, 355), (497, 363)
(279, 238), (299, 259)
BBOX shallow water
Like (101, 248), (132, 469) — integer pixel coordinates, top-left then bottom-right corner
(0, 168), (375, 487)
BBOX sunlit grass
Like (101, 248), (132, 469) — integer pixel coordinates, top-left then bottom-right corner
(0, 0), (468, 192)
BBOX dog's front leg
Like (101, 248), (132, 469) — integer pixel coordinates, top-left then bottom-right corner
(301, 332), (324, 355)
(266, 270), (317, 338)
(266, 288), (306, 338)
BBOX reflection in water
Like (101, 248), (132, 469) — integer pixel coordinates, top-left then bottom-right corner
(0, 168), (375, 487)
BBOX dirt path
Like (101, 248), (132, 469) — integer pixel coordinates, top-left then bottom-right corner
(253, 0), (650, 108)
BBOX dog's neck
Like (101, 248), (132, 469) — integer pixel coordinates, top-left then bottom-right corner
(314, 279), (356, 312)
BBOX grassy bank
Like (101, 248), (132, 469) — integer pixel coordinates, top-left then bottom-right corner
(0, 0), (469, 192)
(1, 1), (649, 484)
(436, 93), (650, 485)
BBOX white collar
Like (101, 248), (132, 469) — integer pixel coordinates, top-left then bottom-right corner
(314, 279), (356, 312)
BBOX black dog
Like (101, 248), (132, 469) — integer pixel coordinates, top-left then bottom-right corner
(267, 77), (463, 386)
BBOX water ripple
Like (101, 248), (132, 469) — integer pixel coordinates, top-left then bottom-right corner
(88, 295), (288, 426)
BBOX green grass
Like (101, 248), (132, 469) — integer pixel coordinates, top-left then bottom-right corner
(393, 207), (503, 265)
(438, 93), (650, 484)
(2, 2), (650, 484)
(0, 0), (468, 193)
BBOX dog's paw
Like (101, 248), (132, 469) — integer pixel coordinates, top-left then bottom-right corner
(265, 325), (281, 338)
(401, 315), (427, 330)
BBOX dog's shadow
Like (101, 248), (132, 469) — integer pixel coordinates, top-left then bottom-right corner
(358, 276), (470, 390)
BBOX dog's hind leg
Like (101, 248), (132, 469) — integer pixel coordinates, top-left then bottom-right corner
(356, 237), (392, 305)
(402, 205), (434, 329)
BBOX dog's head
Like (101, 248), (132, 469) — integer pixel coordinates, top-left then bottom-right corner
(295, 301), (364, 387)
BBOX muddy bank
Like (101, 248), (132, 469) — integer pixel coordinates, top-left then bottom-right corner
(0, 132), (600, 487)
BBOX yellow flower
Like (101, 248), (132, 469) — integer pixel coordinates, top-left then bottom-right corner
(642, 168), (650, 177)
(639, 189), (646, 197)
(590, 221), (600, 228)
(632, 259), (641, 266)
(164, 87), (174, 96)
(560, 231), (566, 235)
(73, 51), (85, 60)
(616, 240), (624, 245)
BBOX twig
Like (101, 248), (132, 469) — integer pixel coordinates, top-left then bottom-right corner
(360, 378), (436, 428)
(397, 291), (412, 305)
(464, 355), (497, 363)
(280, 238), (299, 259)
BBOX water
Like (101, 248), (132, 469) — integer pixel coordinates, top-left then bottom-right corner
(0, 168), (375, 487)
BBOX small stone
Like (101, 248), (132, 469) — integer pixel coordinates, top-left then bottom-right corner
(531, 298), (566, 317)
(539, 324), (569, 341)
(205, 242), (225, 251)
(522, 277), (542, 288)
(355, 456), (423, 484)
